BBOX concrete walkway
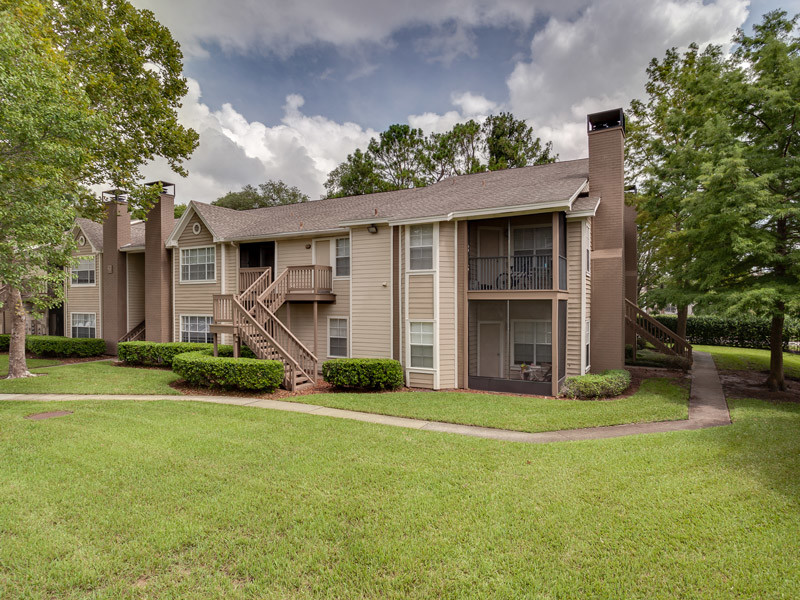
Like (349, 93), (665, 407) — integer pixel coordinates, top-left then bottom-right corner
(0, 351), (730, 444)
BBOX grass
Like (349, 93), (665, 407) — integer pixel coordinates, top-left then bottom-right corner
(695, 345), (800, 378)
(0, 397), (798, 598)
(626, 348), (690, 370)
(292, 378), (689, 433)
(0, 354), (59, 376)
(0, 360), (181, 395)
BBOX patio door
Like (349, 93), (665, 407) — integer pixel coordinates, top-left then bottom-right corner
(478, 322), (503, 378)
(477, 227), (503, 289)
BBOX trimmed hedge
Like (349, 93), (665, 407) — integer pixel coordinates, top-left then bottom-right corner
(172, 350), (283, 392)
(118, 341), (254, 367)
(563, 369), (631, 399)
(322, 358), (404, 390)
(653, 314), (800, 350)
(0, 334), (105, 357)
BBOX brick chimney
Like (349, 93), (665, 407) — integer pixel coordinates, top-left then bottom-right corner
(144, 181), (175, 343)
(587, 109), (627, 371)
(101, 190), (131, 354)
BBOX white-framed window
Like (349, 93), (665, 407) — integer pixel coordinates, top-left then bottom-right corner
(512, 320), (551, 366)
(328, 317), (348, 357)
(335, 237), (350, 277)
(181, 315), (213, 343)
(409, 322), (434, 369)
(71, 313), (96, 338)
(409, 224), (434, 270)
(180, 246), (215, 282)
(71, 256), (96, 286)
(585, 319), (591, 370)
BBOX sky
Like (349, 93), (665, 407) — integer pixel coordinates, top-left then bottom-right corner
(131, 0), (799, 204)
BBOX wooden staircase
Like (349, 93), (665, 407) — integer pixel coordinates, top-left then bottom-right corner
(625, 299), (693, 363)
(119, 320), (146, 343)
(213, 265), (334, 391)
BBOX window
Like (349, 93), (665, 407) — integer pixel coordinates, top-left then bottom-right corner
(409, 224), (433, 270)
(409, 322), (434, 368)
(586, 248), (591, 274)
(329, 318), (348, 357)
(181, 247), (215, 282)
(335, 238), (350, 277)
(513, 227), (552, 257)
(512, 320), (551, 365)
(71, 313), (96, 338)
(585, 319), (591, 368)
(181, 316), (212, 343)
(71, 256), (95, 285)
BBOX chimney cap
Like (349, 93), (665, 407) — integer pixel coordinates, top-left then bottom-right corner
(145, 180), (176, 195)
(587, 108), (625, 133)
(102, 188), (128, 202)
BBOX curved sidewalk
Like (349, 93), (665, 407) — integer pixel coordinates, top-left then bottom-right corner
(0, 352), (730, 444)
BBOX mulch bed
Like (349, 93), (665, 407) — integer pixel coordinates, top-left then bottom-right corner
(717, 369), (800, 403)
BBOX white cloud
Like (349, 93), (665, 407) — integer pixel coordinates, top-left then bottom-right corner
(143, 79), (379, 202)
(506, 0), (749, 158)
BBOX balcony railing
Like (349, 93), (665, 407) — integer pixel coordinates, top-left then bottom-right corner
(468, 255), (553, 290)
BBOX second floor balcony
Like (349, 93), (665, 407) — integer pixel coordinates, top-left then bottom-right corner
(469, 255), (554, 290)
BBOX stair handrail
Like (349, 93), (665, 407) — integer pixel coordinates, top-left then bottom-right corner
(118, 320), (146, 343)
(239, 267), (273, 301)
(257, 268), (291, 313)
(252, 296), (317, 377)
(231, 296), (308, 388)
(625, 299), (693, 360)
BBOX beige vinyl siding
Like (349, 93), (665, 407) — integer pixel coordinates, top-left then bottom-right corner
(172, 243), (221, 341)
(274, 235), (351, 364)
(565, 219), (583, 376)
(585, 219), (592, 370)
(126, 253), (146, 330)
(408, 371), (434, 388)
(407, 274), (434, 319)
(179, 213), (214, 246)
(224, 243), (238, 295)
(437, 221), (457, 388)
(66, 230), (101, 338)
(350, 225), (392, 358)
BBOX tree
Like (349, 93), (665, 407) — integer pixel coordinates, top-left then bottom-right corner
(681, 11), (800, 391)
(367, 125), (432, 189)
(1, 1), (198, 378)
(483, 113), (555, 170)
(323, 115), (556, 198)
(213, 180), (309, 210)
(324, 149), (389, 199)
(0, 11), (101, 378)
(626, 43), (725, 344)
(174, 204), (188, 219)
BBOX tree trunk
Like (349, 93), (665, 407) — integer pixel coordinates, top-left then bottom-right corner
(765, 308), (786, 392)
(7, 287), (31, 379)
(676, 304), (689, 355)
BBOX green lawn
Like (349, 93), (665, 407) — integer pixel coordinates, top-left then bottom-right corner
(293, 378), (689, 433)
(0, 354), (60, 376)
(695, 345), (800, 378)
(0, 397), (798, 598)
(0, 360), (181, 395)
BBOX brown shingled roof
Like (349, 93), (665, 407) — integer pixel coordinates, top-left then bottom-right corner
(188, 159), (589, 242)
(75, 218), (104, 251)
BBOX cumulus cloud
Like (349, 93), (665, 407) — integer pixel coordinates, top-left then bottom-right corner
(506, 0), (748, 158)
(143, 79), (379, 202)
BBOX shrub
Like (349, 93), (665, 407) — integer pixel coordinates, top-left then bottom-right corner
(322, 358), (404, 390)
(12, 335), (105, 357)
(0, 335), (8, 352)
(172, 350), (283, 392)
(118, 341), (254, 367)
(563, 369), (631, 399)
(652, 314), (800, 350)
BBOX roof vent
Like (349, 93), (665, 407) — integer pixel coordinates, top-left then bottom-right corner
(587, 108), (625, 133)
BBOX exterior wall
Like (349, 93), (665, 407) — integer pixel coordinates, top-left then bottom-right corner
(173, 215), (220, 342)
(126, 252), (146, 330)
(565, 219), (583, 377)
(350, 225), (392, 358)
(585, 219), (592, 372)
(145, 194), (174, 343)
(438, 221), (457, 389)
(624, 203), (638, 346)
(274, 234), (351, 363)
(65, 231), (102, 339)
(102, 201), (130, 352)
(407, 275), (434, 319)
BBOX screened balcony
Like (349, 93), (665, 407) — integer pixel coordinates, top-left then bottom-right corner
(467, 214), (567, 292)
